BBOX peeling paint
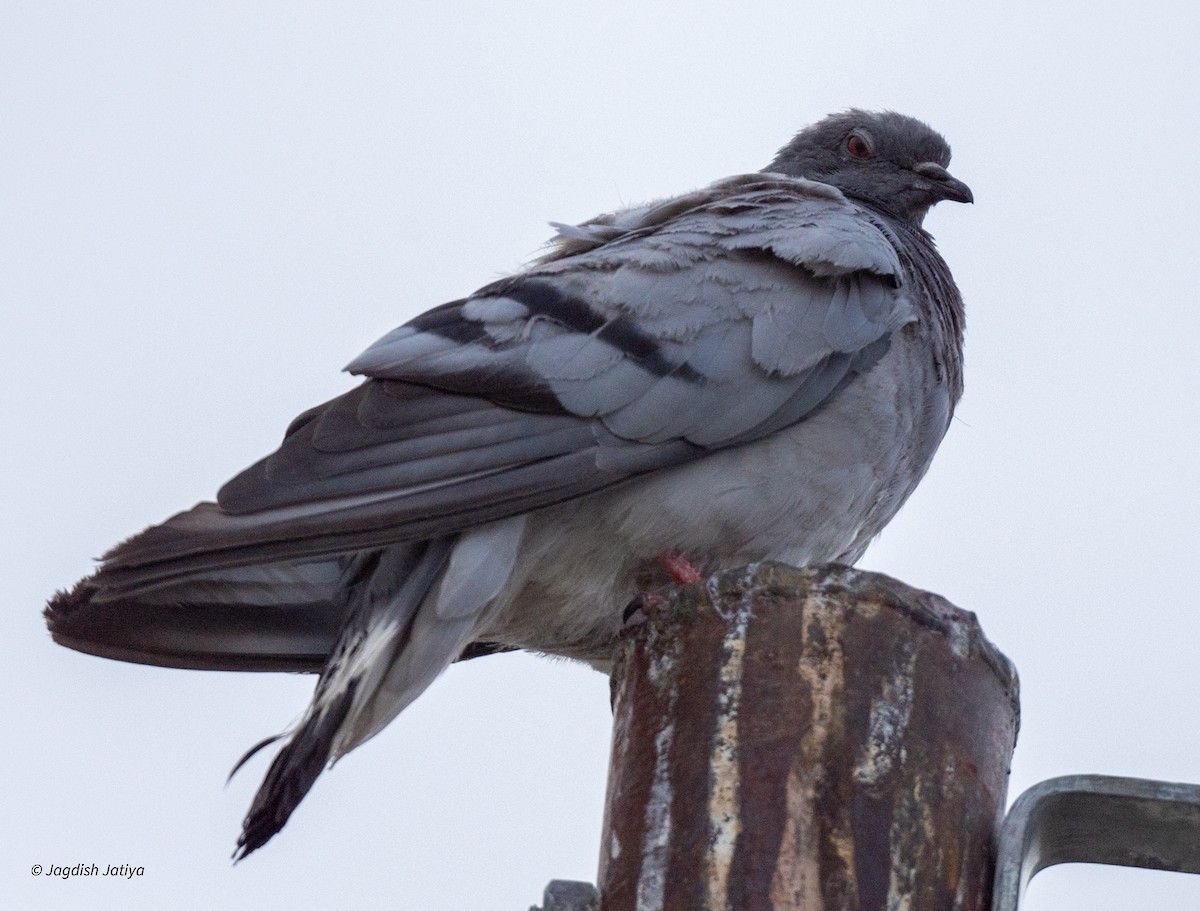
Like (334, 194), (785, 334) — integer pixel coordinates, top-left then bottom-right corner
(704, 589), (752, 911)
(771, 595), (846, 910)
(947, 614), (972, 658)
(885, 775), (936, 911)
(855, 647), (916, 787)
(636, 642), (678, 911)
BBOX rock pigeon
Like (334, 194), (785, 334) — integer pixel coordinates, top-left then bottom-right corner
(45, 109), (972, 858)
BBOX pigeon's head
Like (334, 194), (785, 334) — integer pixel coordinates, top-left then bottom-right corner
(766, 110), (972, 226)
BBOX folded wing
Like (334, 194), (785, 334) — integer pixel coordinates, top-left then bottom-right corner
(48, 175), (914, 670)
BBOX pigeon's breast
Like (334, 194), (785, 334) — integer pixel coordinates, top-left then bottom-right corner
(482, 324), (953, 662)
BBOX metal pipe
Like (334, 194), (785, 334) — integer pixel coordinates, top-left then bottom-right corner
(597, 562), (1019, 911)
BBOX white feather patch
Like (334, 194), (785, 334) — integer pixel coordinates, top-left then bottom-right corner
(462, 296), (529, 323)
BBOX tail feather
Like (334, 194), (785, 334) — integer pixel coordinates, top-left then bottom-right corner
(45, 559), (348, 673)
(234, 540), (457, 858)
(47, 499), (528, 857)
(234, 681), (359, 859)
(231, 515), (526, 858)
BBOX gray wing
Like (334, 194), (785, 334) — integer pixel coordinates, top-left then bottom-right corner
(97, 175), (913, 592)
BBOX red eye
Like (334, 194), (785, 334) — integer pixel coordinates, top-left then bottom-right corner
(847, 134), (872, 159)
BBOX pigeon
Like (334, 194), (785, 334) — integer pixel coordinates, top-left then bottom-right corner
(45, 109), (972, 858)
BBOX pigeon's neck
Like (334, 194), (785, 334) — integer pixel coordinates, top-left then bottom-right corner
(839, 187), (929, 229)
(868, 208), (966, 402)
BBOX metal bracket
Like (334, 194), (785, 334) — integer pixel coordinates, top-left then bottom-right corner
(992, 774), (1200, 911)
(529, 879), (599, 911)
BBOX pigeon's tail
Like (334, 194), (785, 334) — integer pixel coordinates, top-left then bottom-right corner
(41, 484), (439, 674)
(45, 558), (349, 673)
(48, 492), (527, 858)
(234, 537), (489, 859)
(42, 454), (508, 673)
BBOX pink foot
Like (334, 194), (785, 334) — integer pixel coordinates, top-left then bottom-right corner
(658, 552), (702, 585)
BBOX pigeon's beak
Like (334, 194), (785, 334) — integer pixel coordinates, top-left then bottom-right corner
(913, 161), (974, 204)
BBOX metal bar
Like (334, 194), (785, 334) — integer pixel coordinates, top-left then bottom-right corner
(992, 774), (1200, 911)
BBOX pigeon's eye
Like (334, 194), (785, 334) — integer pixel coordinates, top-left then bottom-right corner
(846, 134), (872, 160)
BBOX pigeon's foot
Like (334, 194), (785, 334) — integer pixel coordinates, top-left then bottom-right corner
(657, 552), (702, 585)
(622, 592), (666, 629)
(623, 554), (702, 628)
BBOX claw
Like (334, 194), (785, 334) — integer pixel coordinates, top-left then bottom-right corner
(623, 592), (666, 628)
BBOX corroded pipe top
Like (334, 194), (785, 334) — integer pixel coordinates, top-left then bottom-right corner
(601, 561), (1019, 911)
(616, 561), (1019, 721)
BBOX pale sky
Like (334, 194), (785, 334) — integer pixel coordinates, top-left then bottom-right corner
(4, 2), (1200, 909)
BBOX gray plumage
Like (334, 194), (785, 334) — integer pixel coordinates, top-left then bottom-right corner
(45, 109), (972, 858)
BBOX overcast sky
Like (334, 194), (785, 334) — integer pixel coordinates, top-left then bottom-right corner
(5, 2), (1200, 909)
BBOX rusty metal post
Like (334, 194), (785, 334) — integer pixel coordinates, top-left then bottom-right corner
(597, 562), (1019, 911)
